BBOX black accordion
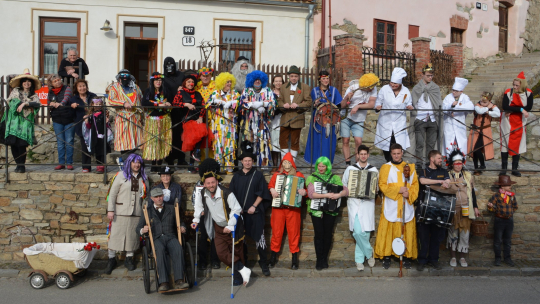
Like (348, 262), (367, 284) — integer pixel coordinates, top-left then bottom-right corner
(311, 182), (343, 212)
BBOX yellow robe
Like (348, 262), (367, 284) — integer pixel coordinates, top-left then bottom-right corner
(196, 81), (216, 160)
(374, 161), (419, 259)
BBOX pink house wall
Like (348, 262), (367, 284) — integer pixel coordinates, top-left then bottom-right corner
(314, 0), (529, 62)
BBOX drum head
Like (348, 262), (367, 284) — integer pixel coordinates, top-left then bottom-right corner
(392, 238), (406, 256)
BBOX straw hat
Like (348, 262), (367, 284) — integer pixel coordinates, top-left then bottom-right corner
(9, 68), (42, 90)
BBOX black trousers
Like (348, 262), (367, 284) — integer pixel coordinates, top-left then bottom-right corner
(417, 222), (446, 265)
(79, 135), (91, 170)
(198, 216), (219, 265)
(154, 234), (184, 284)
(382, 133), (397, 162)
(10, 145), (27, 166)
(311, 214), (336, 262)
(493, 217), (514, 260)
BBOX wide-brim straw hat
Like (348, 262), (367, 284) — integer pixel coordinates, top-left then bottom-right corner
(494, 175), (517, 186)
(9, 68), (42, 90)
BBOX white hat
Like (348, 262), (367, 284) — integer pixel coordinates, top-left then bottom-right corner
(390, 67), (407, 84)
(452, 77), (469, 91)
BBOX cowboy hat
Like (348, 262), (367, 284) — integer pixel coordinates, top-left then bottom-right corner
(9, 68), (42, 90)
(494, 175), (517, 186)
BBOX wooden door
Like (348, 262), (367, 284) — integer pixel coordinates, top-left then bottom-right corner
(499, 6), (508, 53)
(148, 41), (158, 76)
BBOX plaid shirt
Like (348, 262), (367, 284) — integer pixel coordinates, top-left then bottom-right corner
(488, 193), (518, 219)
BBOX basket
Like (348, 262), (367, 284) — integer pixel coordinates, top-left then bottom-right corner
(26, 253), (79, 276)
(471, 214), (489, 237)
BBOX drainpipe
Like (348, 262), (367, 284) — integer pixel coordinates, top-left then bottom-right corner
(305, 4), (315, 69)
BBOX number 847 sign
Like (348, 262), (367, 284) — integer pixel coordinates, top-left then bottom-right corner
(182, 36), (195, 46)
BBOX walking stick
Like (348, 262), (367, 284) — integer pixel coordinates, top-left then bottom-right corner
(194, 226), (198, 286)
(399, 164), (411, 278)
(231, 214), (239, 299)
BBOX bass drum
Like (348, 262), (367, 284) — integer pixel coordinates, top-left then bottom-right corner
(417, 187), (456, 228)
(392, 238), (406, 256)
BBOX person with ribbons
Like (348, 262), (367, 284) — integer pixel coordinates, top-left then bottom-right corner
(442, 77), (475, 157)
(500, 71), (533, 177)
(340, 73), (379, 166)
(468, 92), (501, 175)
(411, 63), (442, 169)
(196, 67), (217, 161)
(141, 72), (172, 172)
(304, 70), (343, 164)
(107, 69), (143, 161)
(191, 169), (252, 286)
(208, 72), (240, 173)
(105, 154), (149, 274)
(342, 145), (377, 271)
(374, 68), (414, 162)
(375, 143), (418, 269)
(307, 156), (348, 270)
(416, 150), (456, 271)
(446, 148), (480, 268)
(239, 70), (276, 168)
(229, 152), (273, 276)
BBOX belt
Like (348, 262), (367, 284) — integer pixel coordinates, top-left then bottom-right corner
(495, 214), (512, 219)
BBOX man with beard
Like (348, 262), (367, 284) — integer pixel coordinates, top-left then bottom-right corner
(229, 153), (272, 276)
(163, 57), (188, 168)
(416, 150), (456, 271)
(191, 170), (252, 286)
(231, 56), (254, 93)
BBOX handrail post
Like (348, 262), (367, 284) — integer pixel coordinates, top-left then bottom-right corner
(438, 105), (443, 152)
(103, 102), (108, 185)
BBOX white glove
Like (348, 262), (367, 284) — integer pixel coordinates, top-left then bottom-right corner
(251, 101), (263, 109)
(215, 99), (224, 106)
(263, 101), (269, 107)
(223, 101), (232, 109)
(258, 107), (265, 114)
(246, 102), (253, 109)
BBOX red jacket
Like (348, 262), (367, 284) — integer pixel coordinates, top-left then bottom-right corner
(268, 153), (306, 195)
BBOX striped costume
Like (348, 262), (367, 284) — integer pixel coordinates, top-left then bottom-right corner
(107, 82), (143, 151)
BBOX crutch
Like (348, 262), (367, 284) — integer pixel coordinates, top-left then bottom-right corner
(231, 214), (239, 299)
(194, 226), (198, 286)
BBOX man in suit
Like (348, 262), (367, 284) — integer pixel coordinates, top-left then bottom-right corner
(278, 65), (312, 160)
(137, 188), (189, 292)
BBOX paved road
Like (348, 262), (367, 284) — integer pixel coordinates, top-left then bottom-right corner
(2, 276), (540, 304)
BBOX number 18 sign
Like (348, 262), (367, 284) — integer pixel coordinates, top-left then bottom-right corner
(182, 36), (195, 46)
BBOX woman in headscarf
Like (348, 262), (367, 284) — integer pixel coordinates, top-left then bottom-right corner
(306, 156), (348, 270)
(141, 72), (172, 172)
(2, 69), (42, 173)
(208, 72), (240, 173)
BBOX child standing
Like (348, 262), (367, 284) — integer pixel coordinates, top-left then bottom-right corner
(487, 175), (518, 267)
(82, 97), (111, 173)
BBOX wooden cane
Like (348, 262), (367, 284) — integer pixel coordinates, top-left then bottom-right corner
(399, 164), (411, 278)
(142, 203), (158, 280)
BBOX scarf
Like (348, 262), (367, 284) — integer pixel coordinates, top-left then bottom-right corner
(411, 80), (442, 124)
(499, 188), (515, 203)
(51, 87), (62, 95)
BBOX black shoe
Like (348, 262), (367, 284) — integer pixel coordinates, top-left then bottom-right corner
(504, 258), (515, 267)
(511, 170), (521, 177)
(403, 259), (412, 269)
(14, 166), (21, 173)
(416, 263), (425, 271)
(268, 251), (277, 268)
(431, 262), (442, 270)
(291, 252), (299, 270)
(322, 258), (329, 269)
(259, 260), (271, 276)
(104, 257), (117, 275)
(212, 261), (221, 269)
(124, 256), (136, 271)
(198, 262), (207, 271)
(382, 258), (391, 269)
(494, 258), (501, 266)
(315, 259), (323, 271)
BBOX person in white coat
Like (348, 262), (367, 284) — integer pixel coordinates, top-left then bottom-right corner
(375, 67), (414, 161)
(443, 77), (475, 157)
(342, 145), (378, 271)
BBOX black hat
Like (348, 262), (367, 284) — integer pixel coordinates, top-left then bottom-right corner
(182, 73), (198, 85)
(240, 140), (254, 154)
(238, 152), (256, 161)
(158, 166), (174, 175)
(237, 56), (249, 62)
(287, 65), (301, 75)
(198, 158), (221, 178)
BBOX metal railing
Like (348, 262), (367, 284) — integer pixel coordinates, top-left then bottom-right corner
(362, 47), (416, 87)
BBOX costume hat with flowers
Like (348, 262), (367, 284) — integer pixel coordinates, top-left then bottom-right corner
(445, 146), (466, 168)
(422, 63), (434, 73)
(287, 65), (301, 75)
(198, 158), (223, 182)
(481, 91), (494, 101)
(494, 175), (517, 186)
(198, 67), (214, 76)
(359, 73), (380, 90)
(9, 68), (42, 90)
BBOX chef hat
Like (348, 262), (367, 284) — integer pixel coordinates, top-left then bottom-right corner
(452, 77), (469, 91)
(390, 67), (407, 84)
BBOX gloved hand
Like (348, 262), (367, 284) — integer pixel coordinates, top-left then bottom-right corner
(246, 102), (253, 109)
(263, 101), (269, 107)
(223, 101), (232, 109)
(258, 107), (265, 114)
(251, 101), (263, 109)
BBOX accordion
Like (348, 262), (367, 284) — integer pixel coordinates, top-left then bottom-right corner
(311, 182), (344, 212)
(271, 175), (305, 208)
(348, 169), (378, 199)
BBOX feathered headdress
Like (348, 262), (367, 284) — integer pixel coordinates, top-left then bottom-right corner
(245, 70), (268, 88)
(445, 145), (466, 168)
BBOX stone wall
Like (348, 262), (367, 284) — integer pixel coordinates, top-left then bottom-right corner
(1, 170), (539, 263)
(523, 0), (540, 53)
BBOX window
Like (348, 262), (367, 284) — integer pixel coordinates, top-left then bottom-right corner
(451, 28), (464, 44)
(39, 17), (81, 75)
(124, 24), (158, 39)
(408, 25), (419, 40)
(374, 19), (396, 51)
(219, 26), (256, 65)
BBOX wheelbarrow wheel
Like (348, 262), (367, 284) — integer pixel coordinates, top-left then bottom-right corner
(55, 272), (72, 289)
(142, 245), (151, 294)
(29, 273), (46, 289)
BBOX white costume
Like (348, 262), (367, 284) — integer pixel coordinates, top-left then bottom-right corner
(342, 163), (378, 232)
(442, 78), (474, 156)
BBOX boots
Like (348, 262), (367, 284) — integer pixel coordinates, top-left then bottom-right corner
(291, 252), (299, 270)
(104, 257), (117, 274)
(258, 246), (271, 276)
(268, 251), (277, 268)
(314, 239), (324, 271)
(511, 154), (521, 177)
(124, 256), (136, 271)
(500, 152), (508, 176)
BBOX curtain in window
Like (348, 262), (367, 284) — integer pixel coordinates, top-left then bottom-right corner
(44, 54), (57, 75)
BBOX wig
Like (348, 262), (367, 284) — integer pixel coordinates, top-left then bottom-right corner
(122, 154), (147, 181)
(314, 156), (332, 175)
(231, 60), (255, 91)
(215, 72), (237, 92)
(198, 158), (221, 178)
(359, 73), (380, 89)
(245, 70), (268, 89)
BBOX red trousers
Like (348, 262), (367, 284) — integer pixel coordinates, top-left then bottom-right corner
(270, 207), (301, 253)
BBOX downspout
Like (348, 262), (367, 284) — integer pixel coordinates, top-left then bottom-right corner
(305, 4), (315, 69)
